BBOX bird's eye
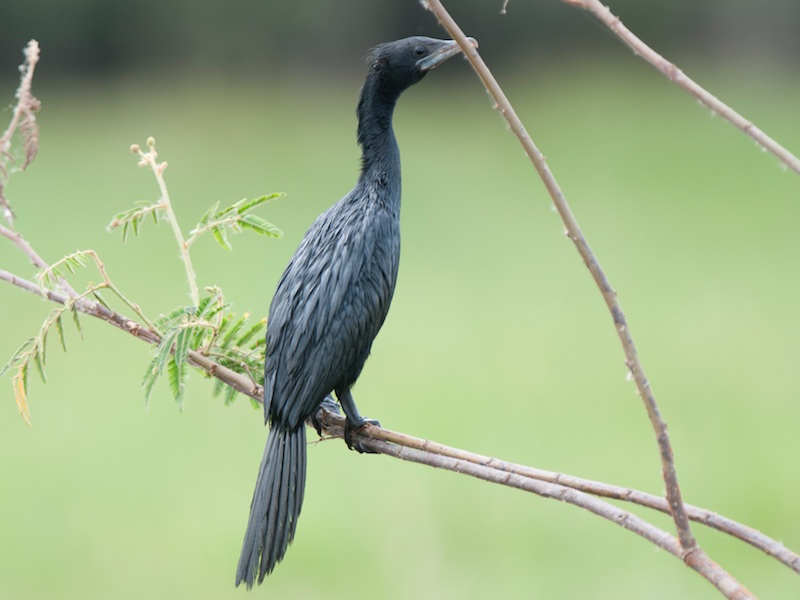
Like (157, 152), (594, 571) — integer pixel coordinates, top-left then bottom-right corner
(413, 45), (426, 57)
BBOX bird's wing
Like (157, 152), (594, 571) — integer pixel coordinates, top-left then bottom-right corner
(264, 198), (398, 429)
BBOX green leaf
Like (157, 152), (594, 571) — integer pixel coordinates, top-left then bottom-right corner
(223, 383), (237, 406)
(142, 354), (161, 407)
(249, 336), (266, 351)
(1, 338), (35, 379)
(167, 355), (188, 409)
(211, 376), (225, 398)
(33, 347), (46, 383)
(239, 214), (282, 238)
(70, 305), (84, 339)
(211, 226), (232, 251)
(65, 254), (85, 273)
(155, 328), (179, 374)
(215, 311), (234, 335)
(236, 318), (266, 347)
(198, 201), (220, 227)
(38, 265), (59, 291)
(234, 193), (284, 214)
(55, 315), (67, 352)
(173, 326), (192, 366)
(92, 291), (111, 310)
(195, 294), (214, 317)
(154, 306), (191, 330)
(198, 299), (227, 323)
(220, 314), (248, 349)
(20, 361), (29, 395)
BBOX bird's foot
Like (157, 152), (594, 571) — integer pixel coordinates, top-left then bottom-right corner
(311, 395), (341, 437)
(344, 417), (381, 454)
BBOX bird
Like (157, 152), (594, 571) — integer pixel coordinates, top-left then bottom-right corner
(235, 36), (472, 588)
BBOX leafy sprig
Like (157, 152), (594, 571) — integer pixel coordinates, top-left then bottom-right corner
(3, 133), (282, 419)
(0, 292), (89, 425)
(142, 287), (267, 409)
(188, 194), (284, 251)
(107, 202), (162, 243)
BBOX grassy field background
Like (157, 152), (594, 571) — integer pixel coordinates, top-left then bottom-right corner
(1, 59), (799, 599)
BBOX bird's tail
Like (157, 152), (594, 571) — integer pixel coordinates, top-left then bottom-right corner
(235, 425), (307, 588)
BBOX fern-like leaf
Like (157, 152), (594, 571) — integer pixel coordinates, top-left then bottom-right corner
(239, 214), (282, 238)
(167, 355), (188, 409)
(54, 314), (67, 352)
(236, 318), (266, 347)
(142, 353), (161, 407)
(0, 338), (35, 379)
(70, 304), (84, 339)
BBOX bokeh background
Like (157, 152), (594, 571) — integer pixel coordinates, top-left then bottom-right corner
(2, 2), (799, 599)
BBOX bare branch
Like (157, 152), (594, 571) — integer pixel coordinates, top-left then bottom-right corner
(320, 413), (753, 599)
(559, 0), (800, 175)
(2, 266), (797, 582)
(0, 40), (41, 224)
(421, 2), (756, 597)
(0, 222), (81, 298)
(338, 415), (800, 575)
(424, 0), (694, 550)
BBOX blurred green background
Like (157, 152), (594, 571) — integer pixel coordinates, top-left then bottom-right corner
(2, 2), (800, 599)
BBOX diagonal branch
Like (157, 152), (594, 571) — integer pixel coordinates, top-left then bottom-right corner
(424, 0), (693, 551)
(346, 415), (800, 575)
(559, 0), (800, 175)
(2, 267), (797, 585)
(0, 222), (81, 298)
(349, 433), (750, 599)
(422, 1), (754, 598)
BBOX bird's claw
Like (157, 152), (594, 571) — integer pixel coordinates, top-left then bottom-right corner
(311, 395), (341, 437)
(344, 418), (381, 454)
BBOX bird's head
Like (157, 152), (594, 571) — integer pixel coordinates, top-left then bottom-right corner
(366, 36), (476, 96)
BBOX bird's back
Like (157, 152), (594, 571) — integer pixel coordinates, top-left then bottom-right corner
(264, 182), (400, 430)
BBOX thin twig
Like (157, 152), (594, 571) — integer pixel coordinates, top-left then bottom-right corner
(2, 266), (797, 581)
(131, 138), (200, 306)
(422, 2), (749, 597)
(0, 222), (81, 298)
(0, 40), (41, 224)
(559, 0), (800, 175)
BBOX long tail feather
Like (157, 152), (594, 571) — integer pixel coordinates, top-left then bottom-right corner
(235, 426), (307, 588)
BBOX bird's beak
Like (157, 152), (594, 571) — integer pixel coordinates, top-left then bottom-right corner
(417, 37), (478, 72)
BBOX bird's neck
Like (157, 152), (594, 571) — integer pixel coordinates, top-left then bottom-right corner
(355, 76), (402, 192)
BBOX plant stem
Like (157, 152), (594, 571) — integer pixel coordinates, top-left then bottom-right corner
(140, 140), (200, 307)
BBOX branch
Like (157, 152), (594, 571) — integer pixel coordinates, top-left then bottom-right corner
(1, 32), (793, 597)
(355, 437), (747, 598)
(422, 2), (755, 597)
(1, 222), (82, 298)
(0, 40), (41, 223)
(342, 414), (800, 575)
(559, 0), (800, 175)
(425, 0), (695, 555)
(2, 267), (797, 582)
